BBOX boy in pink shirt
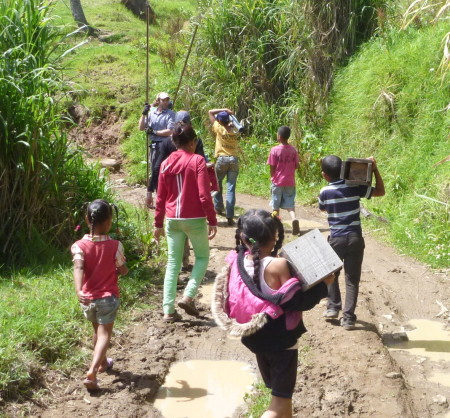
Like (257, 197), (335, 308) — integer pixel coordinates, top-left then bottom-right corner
(267, 126), (300, 235)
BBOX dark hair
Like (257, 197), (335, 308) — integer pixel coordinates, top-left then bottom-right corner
(86, 199), (117, 235)
(234, 209), (285, 289)
(278, 126), (291, 140)
(172, 124), (197, 147)
(321, 155), (342, 180)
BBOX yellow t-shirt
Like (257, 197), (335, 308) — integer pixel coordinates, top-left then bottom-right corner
(213, 121), (239, 157)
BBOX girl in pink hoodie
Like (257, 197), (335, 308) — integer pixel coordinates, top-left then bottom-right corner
(212, 209), (333, 417)
(154, 124), (217, 322)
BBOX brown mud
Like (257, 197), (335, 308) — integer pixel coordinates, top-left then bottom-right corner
(67, 105), (124, 160)
(6, 176), (450, 417)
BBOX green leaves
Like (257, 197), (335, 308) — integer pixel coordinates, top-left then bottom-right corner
(0, 0), (111, 264)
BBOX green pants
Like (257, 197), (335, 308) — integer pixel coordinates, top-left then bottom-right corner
(163, 218), (210, 314)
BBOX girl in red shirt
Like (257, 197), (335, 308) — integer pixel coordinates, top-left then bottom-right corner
(71, 199), (128, 390)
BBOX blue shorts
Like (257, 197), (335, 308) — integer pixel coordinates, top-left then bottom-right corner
(81, 295), (120, 325)
(271, 184), (296, 210)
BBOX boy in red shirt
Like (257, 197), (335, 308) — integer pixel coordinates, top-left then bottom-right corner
(267, 126), (300, 235)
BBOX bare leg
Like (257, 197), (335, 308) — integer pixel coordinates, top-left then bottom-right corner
(261, 396), (292, 418)
(86, 322), (114, 382)
(287, 209), (296, 221)
(288, 209), (300, 235)
(91, 323), (109, 372)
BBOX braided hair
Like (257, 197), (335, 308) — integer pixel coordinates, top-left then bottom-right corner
(234, 209), (285, 289)
(86, 199), (118, 235)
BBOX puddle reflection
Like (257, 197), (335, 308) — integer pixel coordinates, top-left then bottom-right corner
(154, 360), (256, 418)
(386, 319), (450, 362)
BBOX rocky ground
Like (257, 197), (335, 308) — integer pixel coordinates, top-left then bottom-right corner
(5, 173), (449, 417)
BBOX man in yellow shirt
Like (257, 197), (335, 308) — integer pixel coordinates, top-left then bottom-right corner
(208, 108), (240, 226)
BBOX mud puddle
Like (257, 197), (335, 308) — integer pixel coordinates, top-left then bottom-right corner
(153, 360), (256, 418)
(386, 319), (450, 362)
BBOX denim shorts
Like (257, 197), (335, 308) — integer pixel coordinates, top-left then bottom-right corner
(81, 295), (120, 325)
(271, 184), (296, 210)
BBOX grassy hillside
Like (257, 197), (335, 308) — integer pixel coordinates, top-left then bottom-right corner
(51, 0), (198, 182)
(323, 23), (449, 267)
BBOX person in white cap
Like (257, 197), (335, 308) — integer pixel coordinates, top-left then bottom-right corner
(139, 92), (175, 208)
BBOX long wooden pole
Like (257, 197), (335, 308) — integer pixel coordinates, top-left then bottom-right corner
(172, 22), (198, 108)
(145, 3), (150, 187)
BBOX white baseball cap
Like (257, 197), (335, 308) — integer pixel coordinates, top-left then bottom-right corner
(157, 92), (170, 100)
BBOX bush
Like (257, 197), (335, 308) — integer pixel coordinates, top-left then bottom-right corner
(0, 0), (111, 264)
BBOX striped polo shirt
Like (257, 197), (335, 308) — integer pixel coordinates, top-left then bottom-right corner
(319, 179), (373, 237)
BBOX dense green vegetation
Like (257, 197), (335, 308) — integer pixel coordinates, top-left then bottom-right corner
(0, 0), (112, 264)
(324, 23), (449, 266)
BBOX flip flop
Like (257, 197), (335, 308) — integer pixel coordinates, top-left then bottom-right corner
(99, 357), (114, 373)
(83, 378), (100, 391)
(105, 357), (113, 370)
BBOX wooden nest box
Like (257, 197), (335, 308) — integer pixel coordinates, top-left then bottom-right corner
(340, 158), (373, 186)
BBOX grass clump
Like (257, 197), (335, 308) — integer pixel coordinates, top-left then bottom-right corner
(244, 382), (272, 418)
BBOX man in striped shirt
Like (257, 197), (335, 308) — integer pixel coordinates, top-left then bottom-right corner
(319, 155), (385, 330)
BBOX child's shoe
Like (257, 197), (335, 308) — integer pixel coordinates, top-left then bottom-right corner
(292, 219), (300, 236)
(178, 297), (200, 317)
(163, 310), (182, 323)
(83, 377), (99, 391)
(323, 309), (339, 320)
(340, 317), (356, 330)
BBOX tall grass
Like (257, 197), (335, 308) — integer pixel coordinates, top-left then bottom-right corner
(179, 0), (382, 133)
(0, 0), (111, 264)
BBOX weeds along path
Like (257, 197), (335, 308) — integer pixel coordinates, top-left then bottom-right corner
(23, 182), (450, 417)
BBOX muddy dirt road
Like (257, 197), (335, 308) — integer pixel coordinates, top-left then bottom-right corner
(11, 182), (450, 418)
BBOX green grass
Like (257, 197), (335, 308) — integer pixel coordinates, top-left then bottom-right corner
(244, 382), (272, 417)
(0, 266), (89, 399)
(0, 203), (163, 400)
(52, 0), (194, 119)
(323, 23), (450, 268)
